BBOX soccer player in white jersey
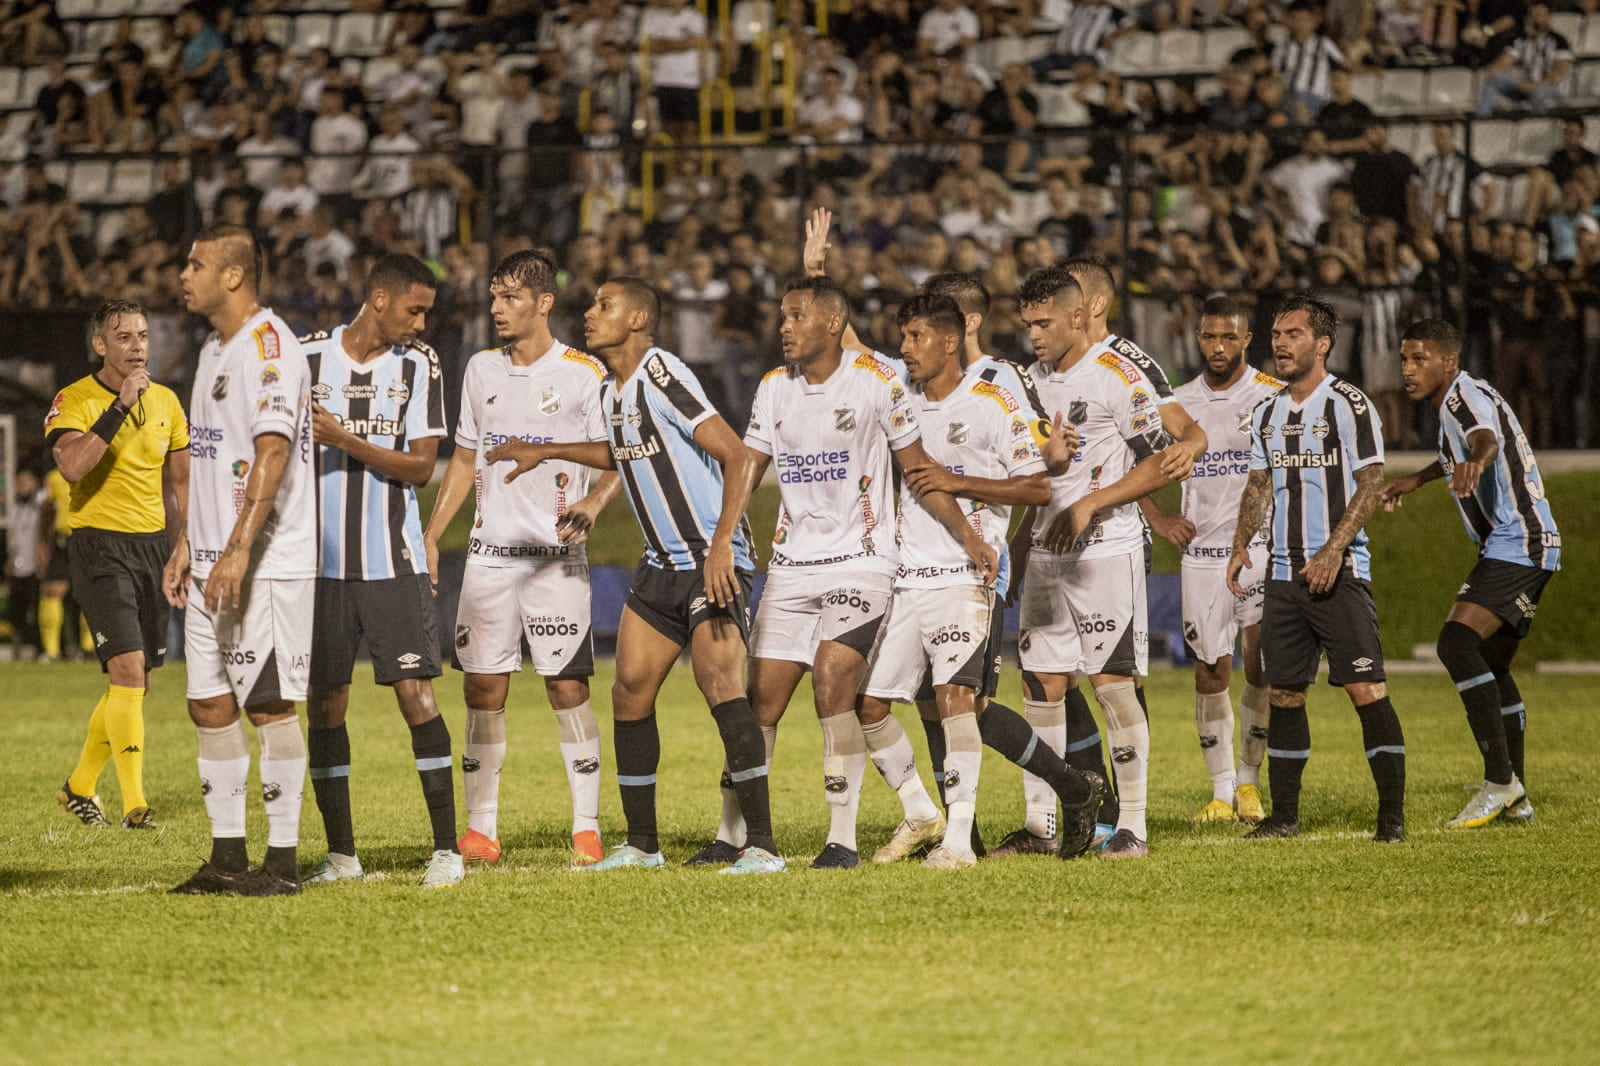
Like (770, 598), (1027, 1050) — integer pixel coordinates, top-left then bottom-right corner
(697, 276), (997, 869)
(1010, 265), (1204, 860)
(163, 224), (316, 896)
(858, 294), (1106, 870)
(422, 250), (620, 868)
(299, 254), (462, 888)
(1141, 296), (1283, 825)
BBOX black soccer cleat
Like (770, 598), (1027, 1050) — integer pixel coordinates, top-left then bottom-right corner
(122, 806), (157, 830)
(1373, 814), (1407, 844)
(989, 828), (1059, 858)
(809, 843), (861, 870)
(1058, 771), (1107, 860)
(170, 862), (249, 895)
(58, 781), (110, 827)
(234, 867), (302, 897)
(683, 839), (743, 866)
(1244, 814), (1301, 840)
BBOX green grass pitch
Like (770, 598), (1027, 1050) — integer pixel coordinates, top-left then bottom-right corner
(3, 661), (1597, 1064)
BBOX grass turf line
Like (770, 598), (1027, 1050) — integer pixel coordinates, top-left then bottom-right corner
(3, 661), (1597, 1064)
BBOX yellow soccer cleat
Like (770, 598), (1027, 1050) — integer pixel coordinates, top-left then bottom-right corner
(1194, 798), (1239, 823)
(871, 813), (947, 863)
(1234, 784), (1266, 825)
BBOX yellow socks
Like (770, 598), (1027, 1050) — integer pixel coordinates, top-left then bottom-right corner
(39, 596), (63, 659)
(103, 685), (147, 815)
(67, 692), (111, 797)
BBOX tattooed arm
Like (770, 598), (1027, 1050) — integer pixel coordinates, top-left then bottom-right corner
(1301, 463), (1385, 595)
(1226, 468), (1272, 597)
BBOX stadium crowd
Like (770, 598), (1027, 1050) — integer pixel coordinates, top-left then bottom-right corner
(1, 0), (1599, 454)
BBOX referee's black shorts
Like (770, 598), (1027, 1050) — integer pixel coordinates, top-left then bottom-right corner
(1262, 573), (1385, 689)
(67, 528), (170, 669)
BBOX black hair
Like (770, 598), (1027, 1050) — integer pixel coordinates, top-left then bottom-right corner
(896, 293), (964, 335)
(1017, 265), (1084, 308)
(1401, 317), (1462, 352)
(1274, 293), (1339, 341)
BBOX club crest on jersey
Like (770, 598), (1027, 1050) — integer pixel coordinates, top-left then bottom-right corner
(834, 407), (856, 432)
(212, 374), (228, 400)
(388, 381), (410, 403)
(540, 387), (561, 415)
(1236, 409), (1253, 434)
(947, 421), (970, 445)
(1311, 419), (1330, 439)
(1068, 400), (1088, 425)
(627, 407), (642, 426)
(311, 382), (332, 401)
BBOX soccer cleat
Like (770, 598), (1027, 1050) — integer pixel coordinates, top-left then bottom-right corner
(235, 867), (302, 897)
(1194, 798), (1238, 823)
(421, 849), (465, 888)
(988, 828), (1059, 857)
(1447, 778), (1524, 830)
(571, 829), (604, 868)
(1244, 814), (1300, 840)
(809, 843), (861, 869)
(456, 828), (501, 863)
(1059, 771), (1108, 860)
(683, 839), (743, 866)
(1100, 829), (1149, 859)
(871, 813), (948, 863)
(722, 846), (787, 875)
(582, 844), (666, 871)
(304, 853), (364, 885)
(58, 781), (109, 826)
(170, 862), (249, 895)
(1374, 814), (1407, 843)
(920, 844), (977, 870)
(121, 806), (158, 830)
(1234, 784), (1266, 825)
(1503, 796), (1535, 822)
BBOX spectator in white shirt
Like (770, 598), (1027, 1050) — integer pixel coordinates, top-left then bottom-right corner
(918, 0), (979, 58)
(1268, 129), (1348, 246)
(303, 204), (356, 281)
(307, 86), (368, 218)
(236, 111), (300, 190)
(492, 65), (543, 217)
(796, 67), (865, 143)
(355, 107), (422, 201)
(258, 155), (320, 228)
(642, 0), (706, 144)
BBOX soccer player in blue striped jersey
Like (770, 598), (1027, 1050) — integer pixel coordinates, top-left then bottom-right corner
(1227, 295), (1407, 843)
(487, 277), (783, 875)
(300, 253), (462, 888)
(1382, 318), (1559, 828)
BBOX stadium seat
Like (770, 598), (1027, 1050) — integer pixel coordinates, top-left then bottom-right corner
(1552, 12), (1584, 49)
(1514, 117), (1564, 165)
(1388, 121), (1427, 160)
(292, 14), (335, 55)
(142, 0), (183, 12)
(1108, 35), (1153, 77)
(108, 158), (155, 202)
(56, 0), (96, 18)
(68, 159), (110, 204)
(80, 19), (119, 60)
(1150, 29), (1204, 74)
(460, 96), (503, 146)
(19, 66), (49, 108)
(1470, 119), (1519, 167)
(1578, 17), (1600, 58)
(130, 18), (165, 55)
(731, 0), (774, 45)
(0, 67), (20, 111)
(1018, 34), (1055, 64)
(97, 0), (136, 15)
(1376, 68), (1425, 115)
(362, 55), (401, 94)
(262, 15), (292, 48)
(1425, 67), (1477, 114)
(1349, 70), (1380, 106)
(0, 111), (33, 162)
(1572, 61), (1600, 106)
(333, 13), (389, 58)
(1201, 26), (1251, 67)
(93, 207), (126, 255)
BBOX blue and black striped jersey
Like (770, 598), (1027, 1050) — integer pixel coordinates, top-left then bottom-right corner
(304, 326), (445, 581)
(1439, 372), (1560, 572)
(1249, 374), (1384, 582)
(602, 347), (754, 572)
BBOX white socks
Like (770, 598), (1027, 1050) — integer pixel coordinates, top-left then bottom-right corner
(464, 706), (507, 839)
(863, 713), (941, 824)
(1195, 690), (1236, 804)
(257, 717), (307, 850)
(1098, 680), (1149, 841)
(820, 713), (868, 851)
(1237, 683), (1269, 788)
(196, 719), (249, 841)
(555, 701), (602, 836)
(940, 713), (982, 858)
(1022, 697), (1068, 838)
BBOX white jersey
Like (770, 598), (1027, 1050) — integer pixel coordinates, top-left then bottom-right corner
(187, 308), (316, 580)
(455, 339), (607, 565)
(745, 349), (918, 571)
(897, 375), (1046, 589)
(1174, 368), (1284, 566)
(1028, 338), (1172, 560)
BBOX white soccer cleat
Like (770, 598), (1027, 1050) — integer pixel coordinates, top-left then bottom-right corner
(920, 844), (978, 870)
(304, 852), (364, 884)
(421, 849), (465, 888)
(871, 813), (947, 863)
(1447, 777), (1524, 829)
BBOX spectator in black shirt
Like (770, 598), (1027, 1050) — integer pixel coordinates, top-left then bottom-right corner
(1318, 68), (1376, 156)
(1546, 117), (1597, 187)
(1489, 224), (1555, 447)
(976, 62), (1038, 177)
(522, 82), (581, 249)
(32, 56), (84, 132)
(1349, 122), (1418, 228)
(1208, 66), (1267, 132)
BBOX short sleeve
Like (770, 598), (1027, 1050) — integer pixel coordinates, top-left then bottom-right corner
(248, 332), (305, 440)
(455, 357), (481, 450)
(582, 373), (607, 444)
(404, 354), (447, 443)
(1249, 404), (1271, 472)
(1000, 403), (1047, 477)
(164, 388), (191, 451)
(1444, 381), (1500, 445)
(744, 376), (775, 455)
(1112, 370), (1174, 461)
(43, 387), (95, 446)
(880, 376), (920, 450)
(646, 353), (714, 437)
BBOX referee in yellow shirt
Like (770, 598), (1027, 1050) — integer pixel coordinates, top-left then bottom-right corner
(45, 300), (190, 828)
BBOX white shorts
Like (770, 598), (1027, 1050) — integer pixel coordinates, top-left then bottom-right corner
(750, 566), (893, 663)
(185, 576), (314, 706)
(454, 559), (594, 677)
(1019, 550), (1147, 678)
(862, 585), (993, 701)
(1181, 550), (1266, 665)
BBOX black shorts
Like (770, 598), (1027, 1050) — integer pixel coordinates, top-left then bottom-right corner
(311, 574), (442, 688)
(1456, 557), (1554, 640)
(67, 528), (170, 669)
(626, 560), (752, 648)
(1262, 574), (1385, 688)
(915, 593), (1005, 702)
(654, 86), (700, 125)
(44, 533), (71, 583)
